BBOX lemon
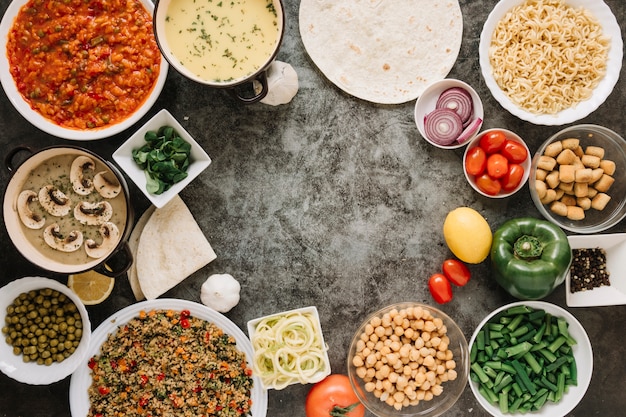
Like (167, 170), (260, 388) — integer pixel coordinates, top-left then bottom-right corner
(68, 270), (115, 305)
(443, 207), (492, 264)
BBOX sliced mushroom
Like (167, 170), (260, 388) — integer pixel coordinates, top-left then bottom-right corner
(85, 221), (120, 259)
(43, 223), (84, 252)
(93, 171), (122, 199)
(74, 201), (113, 225)
(17, 190), (46, 229)
(70, 156), (96, 196)
(38, 185), (72, 217)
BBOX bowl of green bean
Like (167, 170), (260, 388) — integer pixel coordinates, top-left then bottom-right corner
(0, 276), (91, 385)
(468, 301), (592, 417)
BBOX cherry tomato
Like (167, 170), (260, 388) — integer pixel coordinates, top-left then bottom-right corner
(500, 163), (525, 192)
(475, 173), (502, 196)
(442, 259), (471, 286)
(428, 273), (453, 304)
(465, 146), (487, 176)
(478, 130), (507, 154)
(487, 153), (509, 179)
(305, 374), (365, 417)
(501, 140), (528, 163)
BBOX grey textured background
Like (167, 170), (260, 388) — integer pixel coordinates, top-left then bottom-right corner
(1, 0), (626, 416)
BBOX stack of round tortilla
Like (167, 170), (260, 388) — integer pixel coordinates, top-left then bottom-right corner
(299, 0), (463, 104)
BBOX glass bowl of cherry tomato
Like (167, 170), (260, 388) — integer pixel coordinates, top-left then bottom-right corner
(347, 302), (469, 417)
(463, 128), (531, 198)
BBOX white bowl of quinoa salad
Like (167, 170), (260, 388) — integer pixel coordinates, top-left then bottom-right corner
(69, 299), (267, 417)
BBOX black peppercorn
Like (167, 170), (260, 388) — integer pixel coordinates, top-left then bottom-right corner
(570, 248), (610, 293)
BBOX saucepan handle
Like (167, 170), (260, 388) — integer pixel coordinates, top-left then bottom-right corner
(229, 71), (270, 104)
(4, 145), (35, 173)
(94, 242), (133, 278)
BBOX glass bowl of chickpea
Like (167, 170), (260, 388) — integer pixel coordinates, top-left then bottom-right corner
(347, 302), (469, 417)
(529, 124), (626, 234)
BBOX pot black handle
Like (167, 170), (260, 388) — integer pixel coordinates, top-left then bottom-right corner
(4, 145), (35, 173)
(229, 71), (270, 104)
(94, 242), (133, 278)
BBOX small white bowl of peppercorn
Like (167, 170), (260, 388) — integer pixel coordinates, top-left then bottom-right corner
(566, 233), (626, 307)
(113, 109), (212, 208)
(0, 276), (91, 385)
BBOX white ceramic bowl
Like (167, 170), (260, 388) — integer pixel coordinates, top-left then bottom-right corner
(70, 299), (267, 417)
(468, 301), (593, 417)
(415, 79), (484, 149)
(347, 302), (469, 417)
(0, 0), (168, 140)
(0, 277), (91, 385)
(113, 109), (211, 208)
(247, 306), (331, 390)
(479, 0), (622, 125)
(463, 128), (531, 198)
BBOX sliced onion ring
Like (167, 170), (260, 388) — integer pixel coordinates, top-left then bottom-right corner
(424, 108), (464, 146)
(456, 117), (483, 144)
(436, 87), (473, 124)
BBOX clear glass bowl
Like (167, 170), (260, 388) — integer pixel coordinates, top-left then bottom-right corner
(529, 124), (626, 233)
(347, 302), (469, 417)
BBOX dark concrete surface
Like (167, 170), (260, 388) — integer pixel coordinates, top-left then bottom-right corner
(1, 0), (626, 416)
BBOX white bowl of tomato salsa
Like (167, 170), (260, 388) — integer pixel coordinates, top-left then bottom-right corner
(0, 0), (168, 140)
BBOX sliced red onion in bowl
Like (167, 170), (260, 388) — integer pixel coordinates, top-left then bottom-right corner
(436, 87), (473, 125)
(423, 108), (464, 146)
(456, 117), (483, 144)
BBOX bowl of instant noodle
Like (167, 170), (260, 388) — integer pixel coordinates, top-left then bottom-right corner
(479, 0), (622, 125)
(347, 302), (469, 417)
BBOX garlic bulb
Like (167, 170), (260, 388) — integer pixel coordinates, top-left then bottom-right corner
(260, 61), (299, 106)
(200, 274), (241, 313)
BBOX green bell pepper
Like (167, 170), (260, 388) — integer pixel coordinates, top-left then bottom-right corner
(490, 217), (572, 300)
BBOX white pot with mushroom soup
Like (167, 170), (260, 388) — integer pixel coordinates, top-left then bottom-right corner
(3, 146), (133, 276)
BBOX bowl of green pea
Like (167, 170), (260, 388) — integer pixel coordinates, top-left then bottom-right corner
(468, 301), (592, 417)
(0, 276), (91, 385)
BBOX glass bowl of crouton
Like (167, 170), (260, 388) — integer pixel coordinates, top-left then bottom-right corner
(529, 124), (626, 233)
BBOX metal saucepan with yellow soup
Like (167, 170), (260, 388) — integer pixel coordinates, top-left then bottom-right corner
(153, 0), (285, 103)
(3, 146), (133, 276)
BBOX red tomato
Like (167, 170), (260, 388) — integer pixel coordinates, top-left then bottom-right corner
(478, 130), (507, 154)
(487, 153), (509, 179)
(465, 146), (487, 176)
(305, 374), (365, 417)
(475, 173), (502, 195)
(500, 163), (525, 192)
(501, 140), (528, 164)
(442, 259), (471, 286)
(428, 273), (453, 304)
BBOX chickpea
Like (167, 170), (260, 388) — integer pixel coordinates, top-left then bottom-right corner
(351, 308), (458, 411)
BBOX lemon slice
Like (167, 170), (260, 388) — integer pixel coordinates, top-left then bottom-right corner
(68, 270), (115, 305)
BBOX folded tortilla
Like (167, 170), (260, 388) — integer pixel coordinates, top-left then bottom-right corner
(127, 206), (155, 301)
(136, 195), (217, 300)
